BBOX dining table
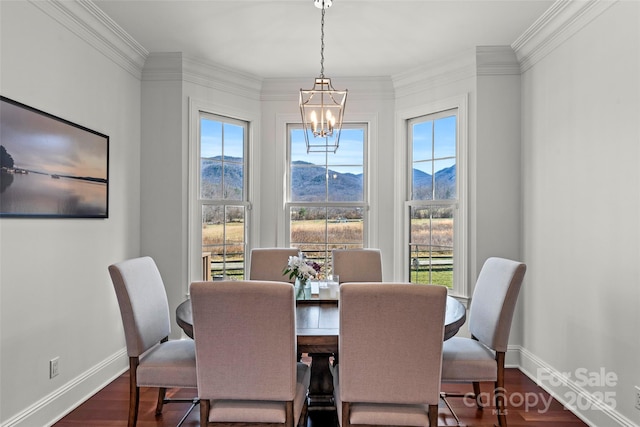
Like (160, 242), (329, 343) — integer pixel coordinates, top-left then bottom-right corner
(176, 293), (466, 408)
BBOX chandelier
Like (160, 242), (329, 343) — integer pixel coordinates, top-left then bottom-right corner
(299, 0), (347, 153)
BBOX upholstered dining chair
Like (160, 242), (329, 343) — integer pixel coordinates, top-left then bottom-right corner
(440, 257), (527, 427)
(108, 256), (198, 427)
(333, 283), (447, 427)
(249, 247), (300, 282)
(190, 280), (310, 427)
(331, 248), (383, 283)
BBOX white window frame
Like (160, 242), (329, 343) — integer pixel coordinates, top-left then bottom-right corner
(188, 98), (257, 295)
(396, 95), (468, 298)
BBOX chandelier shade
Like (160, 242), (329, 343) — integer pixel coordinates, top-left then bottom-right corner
(299, 77), (347, 153)
(299, 0), (347, 153)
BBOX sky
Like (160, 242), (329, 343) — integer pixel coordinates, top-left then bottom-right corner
(200, 118), (244, 159)
(200, 114), (457, 175)
(201, 117), (366, 174)
(291, 127), (364, 174)
(0, 99), (108, 179)
(412, 115), (456, 174)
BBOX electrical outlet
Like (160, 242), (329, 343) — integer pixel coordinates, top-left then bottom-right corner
(635, 386), (640, 411)
(49, 357), (59, 379)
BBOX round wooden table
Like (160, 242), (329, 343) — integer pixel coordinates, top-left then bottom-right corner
(176, 295), (465, 341)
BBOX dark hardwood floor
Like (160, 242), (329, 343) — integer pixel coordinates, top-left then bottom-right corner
(54, 368), (589, 426)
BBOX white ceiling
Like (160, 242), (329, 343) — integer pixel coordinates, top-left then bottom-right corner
(93, 0), (555, 79)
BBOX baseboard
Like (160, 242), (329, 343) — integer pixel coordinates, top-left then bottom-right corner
(505, 344), (522, 368)
(1, 348), (128, 427)
(514, 345), (639, 427)
(4, 345), (638, 427)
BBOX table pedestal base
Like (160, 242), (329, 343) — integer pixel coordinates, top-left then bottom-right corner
(307, 353), (335, 409)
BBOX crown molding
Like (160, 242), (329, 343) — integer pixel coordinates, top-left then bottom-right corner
(476, 46), (520, 76)
(140, 52), (185, 82)
(142, 53), (263, 101)
(391, 49), (477, 99)
(28, 0), (148, 79)
(512, 0), (618, 73)
(183, 55), (263, 100)
(260, 76), (395, 102)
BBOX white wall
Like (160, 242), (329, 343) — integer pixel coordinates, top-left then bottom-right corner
(139, 55), (188, 335)
(475, 49), (523, 271)
(475, 48), (525, 346)
(0, 2), (142, 425)
(139, 53), (263, 329)
(520, 1), (640, 425)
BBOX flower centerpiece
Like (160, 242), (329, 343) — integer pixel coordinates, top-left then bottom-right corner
(283, 254), (322, 299)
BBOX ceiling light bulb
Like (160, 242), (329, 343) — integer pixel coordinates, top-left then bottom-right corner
(314, 0), (332, 9)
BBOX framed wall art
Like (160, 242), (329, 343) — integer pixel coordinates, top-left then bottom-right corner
(0, 96), (109, 218)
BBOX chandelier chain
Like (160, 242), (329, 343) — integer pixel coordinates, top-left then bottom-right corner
(299, 0), (346, 153)
(320, 6), (325, 77)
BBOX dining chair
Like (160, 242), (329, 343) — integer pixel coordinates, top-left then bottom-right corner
(333, 282), (447, 427)
(249, 247), (300, 282)
(331, 248), (382, 283)
(190, 280), (310, 427)
(440, 256), (527, 427)
(108, 256), (198, 427)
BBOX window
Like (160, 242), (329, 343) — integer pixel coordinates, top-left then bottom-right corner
(199, 113), (248, 280)
(408, 110), (458, 289)
(286, 123), (368, 275)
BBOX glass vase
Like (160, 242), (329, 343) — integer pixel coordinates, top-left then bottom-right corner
(295, 277), (311, 300)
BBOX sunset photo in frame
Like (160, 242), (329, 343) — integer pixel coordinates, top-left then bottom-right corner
(0, 96), (109, 218)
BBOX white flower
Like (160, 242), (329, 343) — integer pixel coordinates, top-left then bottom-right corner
(284, 254), (321, 281)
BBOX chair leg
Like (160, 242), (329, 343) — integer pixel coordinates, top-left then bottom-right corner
(495, 352), (507, 427)
(127, 340), (197, 426)
(128, 358), (140, 427)
(428, 404), (438, 427)
(284, 401), (294, 427)
(473, 381), (483, 408)
(156, 387), (167, 415)
(342, 402), (351, 427)
(128, 386), (139, 427)
(297, 399), (309, 427)
(200, 399), (210, 427)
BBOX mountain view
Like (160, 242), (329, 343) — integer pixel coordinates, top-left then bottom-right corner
(412, 164), (456, 200)
(290, 161), (362, 201)
(201, 157), (244, 199)
(201, 156), (455, 200)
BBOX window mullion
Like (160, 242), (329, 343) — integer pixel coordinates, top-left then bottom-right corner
(431, 121), (436, 201)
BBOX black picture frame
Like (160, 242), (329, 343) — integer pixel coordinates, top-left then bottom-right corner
(0, 96), (109, 218)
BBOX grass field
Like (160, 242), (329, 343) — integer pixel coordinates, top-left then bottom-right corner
(202, 218), (453, 286)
